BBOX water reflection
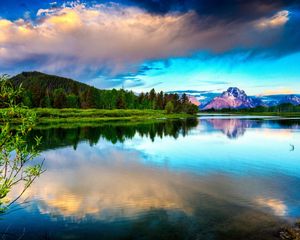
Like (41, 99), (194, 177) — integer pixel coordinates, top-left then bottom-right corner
(200, 117), (300, 139)
(201, 118), (262, 138)
(25, 151), (294, 219)
(256, 197), (287, 216)
(28, 118), (198, 150)
(28, 118), (300, 152)
(7, 144), (295, 239)
(2, 117), (300, 240)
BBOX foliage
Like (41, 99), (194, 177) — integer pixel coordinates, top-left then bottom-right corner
(0, 75), (44, 214)
(9, 72), (198, 114)
(53, 88), (67, 108)
(66, 94), (79, 108)
(165, 101), (174, 114)
(185, 103), (199, 115)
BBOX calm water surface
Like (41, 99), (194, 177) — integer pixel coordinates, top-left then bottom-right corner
(1, 116), (300, 240)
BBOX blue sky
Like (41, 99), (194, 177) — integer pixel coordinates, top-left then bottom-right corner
(0, 0), (300, 95)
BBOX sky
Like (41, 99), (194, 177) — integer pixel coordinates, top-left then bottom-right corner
(0, 0), (300, 95)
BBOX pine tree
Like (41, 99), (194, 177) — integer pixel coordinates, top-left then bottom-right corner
(53, 88), (67, 108)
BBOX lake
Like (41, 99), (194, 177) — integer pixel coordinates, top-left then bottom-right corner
(1, 116), (300, 240)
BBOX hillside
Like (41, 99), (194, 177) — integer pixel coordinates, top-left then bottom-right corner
(11, 71), (93, 95)
(10, 71), (103, 108)
(7, 71), (198, 114)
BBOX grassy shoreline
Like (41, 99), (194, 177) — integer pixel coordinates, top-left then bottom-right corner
(33, 108), (196, 125)
(3, 108), (300, 127)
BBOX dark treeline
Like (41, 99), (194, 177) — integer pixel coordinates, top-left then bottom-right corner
(202, 103), (300, 113)
(27, 119), (199, 150)
(8, 71), (198, 114)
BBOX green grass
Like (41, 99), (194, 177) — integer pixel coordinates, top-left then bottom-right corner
(33, 118), (179, 130)
(3, 108), (299, 127)
(33, 108), (195, 124)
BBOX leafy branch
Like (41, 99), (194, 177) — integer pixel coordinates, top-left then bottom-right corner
(0, 75), (44, 214)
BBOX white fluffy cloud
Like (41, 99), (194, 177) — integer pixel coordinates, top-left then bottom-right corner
(0, 3), (289, 79)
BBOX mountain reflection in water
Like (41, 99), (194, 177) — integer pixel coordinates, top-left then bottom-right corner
(2, 117), (300, 240)
(28, 118), (300, 150)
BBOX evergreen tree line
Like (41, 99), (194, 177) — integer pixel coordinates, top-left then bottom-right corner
(5, 72), (198, 114)
(20, 88), (198, 114)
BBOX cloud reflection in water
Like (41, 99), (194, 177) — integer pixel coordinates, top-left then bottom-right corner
(14, 142), (294, 220)
(4, 117), (300, 240)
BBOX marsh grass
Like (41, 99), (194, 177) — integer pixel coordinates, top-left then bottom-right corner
(35, 108), (189, 118)
(0, 108), (194, 125)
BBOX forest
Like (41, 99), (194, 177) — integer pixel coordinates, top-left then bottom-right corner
(6, 71), (198, 114)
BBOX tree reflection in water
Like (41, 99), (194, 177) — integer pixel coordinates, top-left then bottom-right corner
(28, 118), (199, 151)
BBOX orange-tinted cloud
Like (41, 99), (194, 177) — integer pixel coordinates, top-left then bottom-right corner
(8, 146), (291, 220)
(256, 197), (287, 216)
(0, 4), (290, 78)
(255, 10), (289, 29)
(259, 88), (295, 96)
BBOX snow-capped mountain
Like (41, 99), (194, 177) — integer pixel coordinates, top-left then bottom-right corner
(202, 87), (261, 110)
(167, 88), (300, 110)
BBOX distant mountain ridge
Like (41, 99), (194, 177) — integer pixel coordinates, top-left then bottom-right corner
(260, 94), (300, 107)
(170, 87), (300, 110)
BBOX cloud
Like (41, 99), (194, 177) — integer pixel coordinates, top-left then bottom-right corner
(10, 144), (291, 220)
(0, 2), (297, 83)
(36, 7), (59, 16)
(259, 88), (295, 96)
(126, 0), (297, 20)
(256, 197), (287, 216)
(256, 10), (289, 29)
(1, 4), (206, 78)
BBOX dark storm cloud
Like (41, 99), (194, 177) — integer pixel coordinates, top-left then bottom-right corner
(1, 0), (300, 82)
(120, 0), (300, 58)
(125, 0), (299, 20)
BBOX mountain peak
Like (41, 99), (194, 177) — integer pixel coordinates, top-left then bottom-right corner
(227, 87), (245, 95)
(203, 87), (259, 110)
(222, 87), (247, 98)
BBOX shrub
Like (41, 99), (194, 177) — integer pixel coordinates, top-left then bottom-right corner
(165, 101), (174, 114)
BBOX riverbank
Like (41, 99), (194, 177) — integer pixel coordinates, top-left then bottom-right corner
(33, 108), (195, 124)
